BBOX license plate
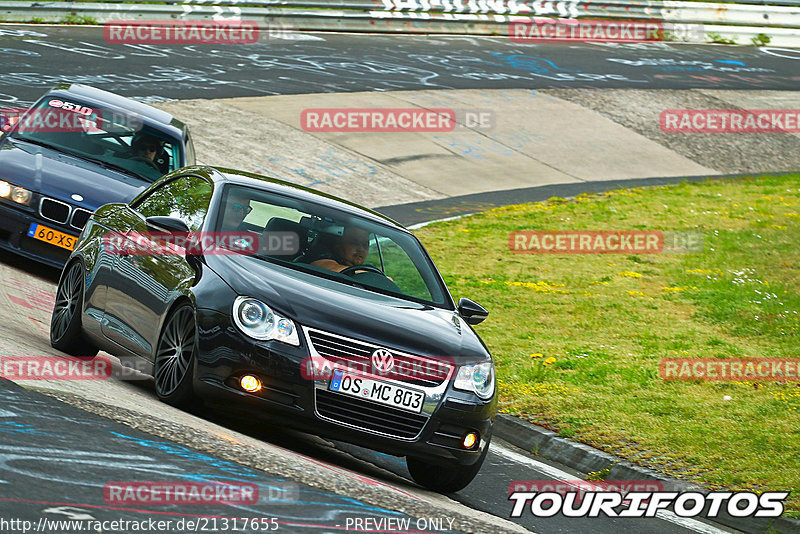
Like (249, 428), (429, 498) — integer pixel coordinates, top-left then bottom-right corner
(329, 369), (425, 413)
(28, 223), (77, 251)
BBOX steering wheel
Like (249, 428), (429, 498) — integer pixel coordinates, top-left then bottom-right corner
(132, 155), (160, 171)
(341, 264), (386, 277)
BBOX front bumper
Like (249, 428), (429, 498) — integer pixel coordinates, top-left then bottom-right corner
(0, 199), (77, 269)
(193, 309), (496, 466)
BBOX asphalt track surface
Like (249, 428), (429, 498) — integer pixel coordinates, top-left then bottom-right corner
(2, 25), (800, 109)
(0, 23), (785, 534)
(0, 379), (437, 534)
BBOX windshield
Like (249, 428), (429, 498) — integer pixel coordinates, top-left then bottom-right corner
(215, 184), (452, 308)
(6, 97), (182, 182)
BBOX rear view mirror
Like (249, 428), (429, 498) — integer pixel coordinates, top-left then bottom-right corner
(457, 298), (488, 325)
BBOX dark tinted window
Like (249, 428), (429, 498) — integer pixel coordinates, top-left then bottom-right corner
(134, 175), (212, 231)
(8, 97), (183, 182)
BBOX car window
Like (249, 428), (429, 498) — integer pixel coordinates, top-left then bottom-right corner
(215, 185), (449, 308)
(134, 175), (213, 231)
(374, 237), (432, 301)
(8, 97), (183, 182)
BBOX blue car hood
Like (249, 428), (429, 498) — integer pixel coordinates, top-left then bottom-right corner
(0, 136), (148, 209)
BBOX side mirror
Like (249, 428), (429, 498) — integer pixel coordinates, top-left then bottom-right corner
(145, 216), (190, 234)
(457, 298), (488, 325)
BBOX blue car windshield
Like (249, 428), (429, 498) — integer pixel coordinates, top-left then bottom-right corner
(4, 97), (182, 182)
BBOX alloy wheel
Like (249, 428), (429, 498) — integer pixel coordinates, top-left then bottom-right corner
(155, 306), (196, 397)
(51, 262), (83, 342)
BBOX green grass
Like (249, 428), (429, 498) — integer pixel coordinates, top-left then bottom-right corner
(61, 14), (99, 25)
(415, 174), (800, 515)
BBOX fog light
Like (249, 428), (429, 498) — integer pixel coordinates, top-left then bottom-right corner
(0, 181), (10, 198)
(240, 375), (262, 393)
(463, 432), (478, 449)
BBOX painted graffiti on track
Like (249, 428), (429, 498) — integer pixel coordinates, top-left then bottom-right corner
(2, 26), (800, 104)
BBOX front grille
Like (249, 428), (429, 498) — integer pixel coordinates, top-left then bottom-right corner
(70, 208), (92, 230)
(316, 389), (428, 439)
(307, 329), (452, 388)
(40, 197), (70, 224)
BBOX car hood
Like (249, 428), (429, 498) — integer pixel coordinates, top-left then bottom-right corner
(206, 254), (490, 364)
(0, 136), (148, 208)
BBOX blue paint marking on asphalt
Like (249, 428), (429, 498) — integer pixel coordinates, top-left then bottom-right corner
(489, 53), (580, 73)
(110, 432), (258, 477)
(110, 432), (406, 515)
(0, 421), (47, 434)
(179, 473), (403, 514)
(716, 59), (746, 66)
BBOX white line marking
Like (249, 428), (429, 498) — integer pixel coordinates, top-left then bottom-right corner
(491, 443), (734, 534)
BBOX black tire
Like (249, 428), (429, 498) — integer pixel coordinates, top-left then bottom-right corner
(50, 261), (98, 357)
(406, 440), (489, 493)
(154, 304), (197, 407)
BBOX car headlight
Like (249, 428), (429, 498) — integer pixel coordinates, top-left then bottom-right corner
(232, 296), (299, 346)
(454, 361), (495, 400)
(0, 180), (33, 206)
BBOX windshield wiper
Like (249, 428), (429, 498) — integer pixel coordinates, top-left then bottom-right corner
(9, 135), (62, 152)
(77, 154), (151, 181)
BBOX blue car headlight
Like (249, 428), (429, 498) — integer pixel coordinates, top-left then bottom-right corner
(0, 180), (33, 206)
(232, 296), (299, 346)
(454, 361), (495, 400)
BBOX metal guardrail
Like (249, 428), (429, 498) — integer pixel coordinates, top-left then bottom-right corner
(1, 0), (799, 47)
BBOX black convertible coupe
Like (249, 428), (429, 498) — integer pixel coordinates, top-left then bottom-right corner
(0, 83), (195, 268)
(49, 166), (496, 492)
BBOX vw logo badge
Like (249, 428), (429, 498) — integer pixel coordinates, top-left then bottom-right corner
(371, 349), (395, 374)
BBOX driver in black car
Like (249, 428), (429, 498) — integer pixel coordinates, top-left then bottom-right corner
(307, 226), (372, 273)
(220, 189), (253, 232)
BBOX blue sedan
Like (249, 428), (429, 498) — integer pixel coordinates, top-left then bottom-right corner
(0, 83), (196, 268)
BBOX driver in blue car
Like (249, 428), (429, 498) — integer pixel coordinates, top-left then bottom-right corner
(131, 133), (160, 164)
(309, 225), (371, 273)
